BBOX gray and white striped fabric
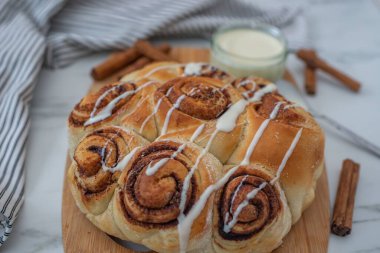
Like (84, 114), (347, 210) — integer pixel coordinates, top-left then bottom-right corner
(0, 0), (304, 245)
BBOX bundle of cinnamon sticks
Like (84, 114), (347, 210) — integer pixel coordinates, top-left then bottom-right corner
(297, 49), (361, 95)
(91, 40), (174, 81)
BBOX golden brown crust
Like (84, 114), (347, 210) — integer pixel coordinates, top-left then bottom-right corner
(69, 126), (149, 215)
(153, 77), (240, 136)
(67, 79), (158, 157)
(228, 96), (325, 222)
(113, 140), (222, 252)
(159, 77), (231, 120)
(68, 82), (136, 128)
(211, 165), (291, 253)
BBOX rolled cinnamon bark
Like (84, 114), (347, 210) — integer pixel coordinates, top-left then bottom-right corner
(302, 50), (317, 95)
(331, 159), (360, 236)
(91, 48), (140, 81)
(297, 49), (361, 92)
(117, 43), (171, 79)
(135, 40), (173, 61)
(92, 42), (171, 81)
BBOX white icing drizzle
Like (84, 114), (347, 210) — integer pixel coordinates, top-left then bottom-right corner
(145, 158), (170, 176)
(139, 87), (174, 134)
(224, 174), (249, 225)
(237, 79), (256, 88)
(237, 79), (257, 99)
(224, 181), (268, 233)
(190, 124), (205, 142)
(100, 127), (125, 171)
(188, 87), (200, 96)
(89, 86), (119, 118)
(270, 128), (303, 184)
(102, 147), (139, 173)
(224, 128), (303, 233)
(249, 83), (277, 102)
(216, 83), (277, 133)
(216, 99), (248, 132)
(229, 175), (249, 214)
(178, 129), (219, 219)
(145, 143), (186, 176)
(161, 94), (186, 135)
(241, 102), (283, 165)
(85, 81), (155, 126)
(183, 63), (203, 76)
(145, 124), (206, 176)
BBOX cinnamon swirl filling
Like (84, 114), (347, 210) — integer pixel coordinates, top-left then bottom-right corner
(69, 81), (136, 127)
(157, 77), (231, 120)
(232, 77), (305, 125)
(217, 168), (281, 240)
(119, 141), (197, 228)
(231, 77), (275, 99)
(74, 127), (131, 194)
(254, 94), (305, 126)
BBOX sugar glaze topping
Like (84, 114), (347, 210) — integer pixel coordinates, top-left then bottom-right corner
(85, 81), (155, 126)
(90, 62), (305, 252)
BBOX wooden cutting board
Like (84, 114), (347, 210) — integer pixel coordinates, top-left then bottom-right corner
(62, 47), (330, 253)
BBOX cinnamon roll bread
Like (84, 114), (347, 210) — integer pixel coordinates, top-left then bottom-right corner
(228, 78), (324, 222)
(68, 79), (157, 156)
(67, 62), (325, 253)
(68, 126), (149, 237)
(211, 165), (291, 253)
(113, 139), (222, 253)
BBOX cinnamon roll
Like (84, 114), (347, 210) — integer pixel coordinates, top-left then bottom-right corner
(67, 126), (149, 236)
(228, 88), (325, 223)
(211, 165), (291, 253)
(122, 76), (242, 142)
(156, 76), (239, 129)
(112, 140), (222, 253)
(68, 79), (157, 156)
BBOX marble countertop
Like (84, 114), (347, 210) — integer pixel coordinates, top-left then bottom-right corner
(2, 0), (380, 252)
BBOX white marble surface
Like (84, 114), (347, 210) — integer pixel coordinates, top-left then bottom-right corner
(2, 1), (380, 252)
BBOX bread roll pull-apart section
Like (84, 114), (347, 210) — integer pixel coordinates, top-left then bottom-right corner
(67, 62), (325, 253)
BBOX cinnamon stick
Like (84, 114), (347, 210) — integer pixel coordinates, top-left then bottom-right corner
(303, 50), (317, 95)
(92, 48), (141, 81)
(92, 43), (171, 81)
(297, 49), (361, 92)
(135, 40), (173, 61)
(117, 43), (171, 79)
(331, 159), (360, 236)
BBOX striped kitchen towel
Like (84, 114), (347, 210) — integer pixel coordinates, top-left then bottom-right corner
(0, 0), (305, 245)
